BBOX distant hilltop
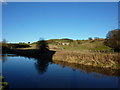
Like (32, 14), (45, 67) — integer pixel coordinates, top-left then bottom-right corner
(32, 37), (105, 44)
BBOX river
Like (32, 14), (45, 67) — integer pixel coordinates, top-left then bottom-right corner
(1, 54), (120, 88)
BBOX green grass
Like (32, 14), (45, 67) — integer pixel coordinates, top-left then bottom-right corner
(3, 39), (112, 52)
(112, 64), (120, 68)
(49, 40), (112, 52)
(2, 39), (113, 54)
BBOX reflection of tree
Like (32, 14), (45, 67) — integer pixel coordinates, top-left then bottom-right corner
(33, 39), (55, 74)
(35, 58), (49, 74)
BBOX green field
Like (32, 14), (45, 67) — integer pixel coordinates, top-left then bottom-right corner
(47, 39), (112, 52)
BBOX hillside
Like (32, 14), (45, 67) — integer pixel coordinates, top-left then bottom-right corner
(31, 39), (112, 52)
(49, 39), (112, 52)
(2, 39), (112, 52)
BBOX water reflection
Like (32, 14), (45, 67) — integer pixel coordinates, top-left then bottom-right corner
(1, 54), (120, 77)
(25, 51), (54, 74)
(1, 54), (50, 74)
(2, 54), (119, 88)
(19, 55), (51, 74)
(1, 54), (8, 63)
(35, 58), (50, 74)
(54, 61), (120, 77)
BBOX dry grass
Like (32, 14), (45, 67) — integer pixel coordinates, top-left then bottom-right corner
(53, 51), (120, 69)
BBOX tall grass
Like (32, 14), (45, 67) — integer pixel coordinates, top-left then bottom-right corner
(53, 51), (120, 69)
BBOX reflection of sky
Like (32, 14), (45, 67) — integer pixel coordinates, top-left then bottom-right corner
(2, 55), (119, 88)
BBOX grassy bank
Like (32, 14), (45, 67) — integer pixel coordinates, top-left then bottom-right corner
(53, 51), (120, 69)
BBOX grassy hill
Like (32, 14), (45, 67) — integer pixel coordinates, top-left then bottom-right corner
(46, 39), (112, 52)
(1, 38), (112, 52)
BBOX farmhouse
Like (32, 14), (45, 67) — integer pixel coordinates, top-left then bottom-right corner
(62, 42), (70, 45)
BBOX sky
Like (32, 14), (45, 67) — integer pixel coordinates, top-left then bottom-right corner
(2, 2), (118, 43)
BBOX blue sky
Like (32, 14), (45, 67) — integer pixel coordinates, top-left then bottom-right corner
(2, 2), (118, 43)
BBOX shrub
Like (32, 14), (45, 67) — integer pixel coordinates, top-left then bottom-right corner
(104, 29), (120, 51)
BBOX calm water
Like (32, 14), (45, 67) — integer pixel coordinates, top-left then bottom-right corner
(1, 54), (120, 88)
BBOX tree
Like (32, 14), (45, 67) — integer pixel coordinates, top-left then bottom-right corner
(88, 37), (93, 40)
(2, 38), (7, 44)
(36, 39), (49, 51)
(2, 39), (8, 47)
(28, 42), (30, 44)
(104, 29), (120, 51)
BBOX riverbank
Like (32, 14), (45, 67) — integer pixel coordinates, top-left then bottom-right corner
(2, 47), (120, 69)
(2, 47), (56, 60)
(1, 40), (120, 69)
(53, 51), (120, 69)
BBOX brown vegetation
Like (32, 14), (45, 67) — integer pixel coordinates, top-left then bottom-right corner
(53, 51), (120, 69)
